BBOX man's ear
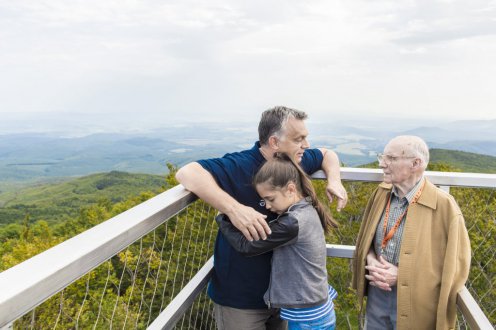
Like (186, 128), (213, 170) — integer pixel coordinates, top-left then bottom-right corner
(412, 158), (422, 169)
(268, 136), (279, 150)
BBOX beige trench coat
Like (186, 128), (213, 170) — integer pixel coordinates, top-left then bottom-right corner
(352, 179), (471, 330)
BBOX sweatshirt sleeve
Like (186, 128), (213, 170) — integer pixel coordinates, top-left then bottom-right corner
(215, 213), (299, 257)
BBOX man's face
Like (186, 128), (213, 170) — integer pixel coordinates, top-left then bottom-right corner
(379, 141), (415, 185)
(276, 118), (310, 163)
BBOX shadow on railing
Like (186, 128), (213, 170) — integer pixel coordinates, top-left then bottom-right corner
(0, 168), (495, 329)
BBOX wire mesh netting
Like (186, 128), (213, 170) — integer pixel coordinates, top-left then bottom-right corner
(13, 200), (218, 329)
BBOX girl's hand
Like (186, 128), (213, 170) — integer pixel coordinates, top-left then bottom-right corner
(226, 205), (270, 241)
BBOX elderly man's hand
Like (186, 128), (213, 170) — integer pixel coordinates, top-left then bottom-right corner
(326, 179), (348, 212)
(365, 255), (398, 291)
(226, 205), (270, 241)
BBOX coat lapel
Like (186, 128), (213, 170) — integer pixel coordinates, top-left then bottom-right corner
(364, 183), (391, 249)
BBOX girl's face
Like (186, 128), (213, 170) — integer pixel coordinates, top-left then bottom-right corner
(256, 182), (297, 215)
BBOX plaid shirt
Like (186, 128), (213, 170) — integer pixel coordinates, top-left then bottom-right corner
(373, 178), (424, 266)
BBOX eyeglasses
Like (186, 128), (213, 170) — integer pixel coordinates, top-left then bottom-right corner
(377, 153), (417, 165)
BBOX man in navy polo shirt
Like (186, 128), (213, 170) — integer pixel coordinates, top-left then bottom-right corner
(176, 106), (347, 330)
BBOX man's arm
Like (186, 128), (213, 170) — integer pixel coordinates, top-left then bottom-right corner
(175, 162), (271, 241)
(318, 148), (348, 211)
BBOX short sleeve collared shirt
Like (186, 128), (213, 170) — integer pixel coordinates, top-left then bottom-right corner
(373, 178), (424, 266)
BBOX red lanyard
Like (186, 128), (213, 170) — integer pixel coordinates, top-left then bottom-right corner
(381, 180), (425, 250)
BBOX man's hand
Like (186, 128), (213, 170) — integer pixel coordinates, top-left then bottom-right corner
(365, 255), (398, 291)
(226, 205), (271, 241)
(326, 179), (348, 212)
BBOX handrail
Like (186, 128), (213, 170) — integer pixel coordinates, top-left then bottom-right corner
(148, 257), (214, 330)
(0, 168), (495, 327)
(313, 167), (496, 188)
(457, 286), (494, 330)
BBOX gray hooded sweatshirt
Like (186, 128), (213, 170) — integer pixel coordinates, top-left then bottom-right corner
(216, 197), (328, 308)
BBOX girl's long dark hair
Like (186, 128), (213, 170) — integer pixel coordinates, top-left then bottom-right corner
(254, 152), (338, 232)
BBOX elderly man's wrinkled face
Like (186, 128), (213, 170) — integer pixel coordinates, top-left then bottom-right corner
(378, 141), (416, 185)
(275, 118), (310, 163)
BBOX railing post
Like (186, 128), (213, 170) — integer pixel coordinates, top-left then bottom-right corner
(457, 286), (494, 330)
(148, 257), (214, 330)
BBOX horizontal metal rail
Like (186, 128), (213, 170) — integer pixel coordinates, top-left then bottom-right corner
(313, 167), (496, 188)
(148, 257), (214, 330)
(457, 286), (494, 330)
(1, 168), (495, 328)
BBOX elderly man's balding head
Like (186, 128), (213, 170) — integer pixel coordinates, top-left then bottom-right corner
(386, 135), (429, 170)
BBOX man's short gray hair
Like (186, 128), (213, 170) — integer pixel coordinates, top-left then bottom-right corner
(258, 106), (307, 145)
(393, 135), (430, 169)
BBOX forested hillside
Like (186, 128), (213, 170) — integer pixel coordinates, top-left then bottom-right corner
(430, 148), (496, 173)
(0, 171), (166, 228)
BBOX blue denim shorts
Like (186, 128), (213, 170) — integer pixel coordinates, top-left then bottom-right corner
(287, 309), (336, 330)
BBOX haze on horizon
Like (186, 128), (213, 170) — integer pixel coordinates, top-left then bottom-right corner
(1, 0), (495, 123)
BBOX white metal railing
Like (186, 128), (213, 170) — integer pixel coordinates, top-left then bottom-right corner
(0, 168), (495, 329)
(314, 168), (496, 188)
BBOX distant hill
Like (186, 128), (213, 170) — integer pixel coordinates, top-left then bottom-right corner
(403, 119), (496, 143)
(0, 171), (166, 226)
(1, 148), (495, 227)
(2, 119), (495, 186)
(358, 149), (496, 174)
(430, 149), (496, 174)
(0, 127), (252, 186)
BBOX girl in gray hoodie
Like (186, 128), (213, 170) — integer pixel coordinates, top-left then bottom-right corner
(216, 152), (338, 330)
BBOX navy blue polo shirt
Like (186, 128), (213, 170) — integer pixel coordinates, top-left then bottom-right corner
(198, 142), (323, 309)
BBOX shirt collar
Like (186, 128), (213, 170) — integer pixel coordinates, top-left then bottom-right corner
(391, 177), (425, 204)
(252, 141), (266, 162)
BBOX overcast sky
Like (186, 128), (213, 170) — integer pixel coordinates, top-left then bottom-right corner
(1, 0), (495, 123)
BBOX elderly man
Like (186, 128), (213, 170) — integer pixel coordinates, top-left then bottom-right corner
(352, 135), (471, 330)
(176, 106), (347, 330)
